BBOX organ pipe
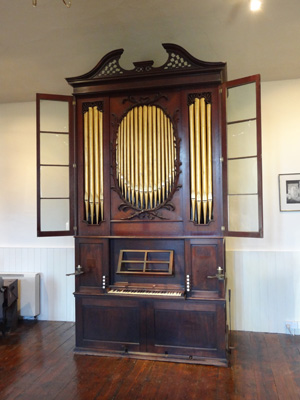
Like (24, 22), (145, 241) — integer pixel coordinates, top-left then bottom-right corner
(195, 98), (202, 224)
(115, 105), (177, 211)
(148, 106), (153, 209)
(84, 112), (89, 222)
(206, 103), (213, 222)
(83, 106), (104, 224)
(152, 106), (158, 208)
(138, 106), (144, 208)
(200, 97), (208, 225)
(189, 97), (213, 225)
(189, 103), (196, 222)
(88, 108), (95, 224)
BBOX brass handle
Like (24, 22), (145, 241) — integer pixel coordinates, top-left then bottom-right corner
(66, 265), (84, 276)
(207, 266), (224, 281)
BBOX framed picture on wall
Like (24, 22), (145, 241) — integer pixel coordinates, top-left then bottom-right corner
(279, 173), (300, 211)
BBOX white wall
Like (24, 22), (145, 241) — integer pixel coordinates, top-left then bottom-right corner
(0, 102), (75, 321)
(226, 79), (300, 333)
(0, 80), (300, 331)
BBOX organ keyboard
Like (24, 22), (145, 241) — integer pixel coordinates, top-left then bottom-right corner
(108, 288), (184, 297)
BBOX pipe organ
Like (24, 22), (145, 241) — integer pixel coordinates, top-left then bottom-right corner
(62, 44), (262, 367)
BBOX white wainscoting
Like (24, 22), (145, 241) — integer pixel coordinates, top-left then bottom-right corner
(226, 251), (300, 334)
(1, 247), (299, 332)
(0, 247), (75, 322)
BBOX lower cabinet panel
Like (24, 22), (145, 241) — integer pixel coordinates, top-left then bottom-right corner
(147, 300), (226, 363)
(152, 309), (217, 348)
(76, 296), (146, 353)
(83, 305), (140, 343)
(75, 295), (227, 366)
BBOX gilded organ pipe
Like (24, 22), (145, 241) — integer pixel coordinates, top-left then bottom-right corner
(94, 106), (100, 224)
(120, 118), (124, 195)
(157, 108), (162, 205)
(134, 107), (139, 206)
(189, 97), (213, 225)
(143, 105), (149, 209)
(116, 123), (120, 186)
(130, 110), (134, 205)
(171, 123), (175, 185)
(200, 98), (208, 225)
(138, 106), (144, 208)
(152, 106), (158, 208)
(206, 103), (213, 221)
(168, 119), (172, 190)
(83, 106), (104, 225)
(123, 116), (128, 201)
(160, 108), (165, 202)
(164, 113), (169, 197)
(195, 98), (202, 224)
(148, 106), (153, 209)
(99, 110), (104, 222)
(115, 105), (177, 212)
(84, 112), (89, 222)
(88, 108), (95, 224)
(189, 103), (196, 222)
(126, 113), (131, 203)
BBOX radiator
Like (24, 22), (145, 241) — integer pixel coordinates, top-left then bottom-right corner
(0, 273), (40, 317)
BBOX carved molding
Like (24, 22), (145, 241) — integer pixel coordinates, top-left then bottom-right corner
(66, 44), (227, 85)
(82, 101), (103, 113)
(188, 92), (212, 106)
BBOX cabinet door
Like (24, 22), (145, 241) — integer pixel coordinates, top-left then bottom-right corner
(221, 75), (263, 237)
(36, 93), (75, 236)
(75, 296), (146, 353)
(185, 238), (225, 299)
(75, 238), (109, 294)
(146, 300), (227, 365)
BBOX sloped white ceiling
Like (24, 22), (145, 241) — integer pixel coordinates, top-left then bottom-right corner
(1, 0), (300, 103)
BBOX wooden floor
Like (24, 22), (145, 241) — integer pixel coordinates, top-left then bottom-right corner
(0, 321), (299, 400)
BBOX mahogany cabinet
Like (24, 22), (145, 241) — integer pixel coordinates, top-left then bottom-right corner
(37, 44), (263, 366)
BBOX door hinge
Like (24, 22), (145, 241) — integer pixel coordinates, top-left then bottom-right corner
(221, 226), (225, 231)
(73, 226), (77, 232)
(73, 163), (77, 168)
(72, 99), (76, 106)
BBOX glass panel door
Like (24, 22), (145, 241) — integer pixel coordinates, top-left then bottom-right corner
(37, 93), (74, 236)
(222, 75), (263, 237)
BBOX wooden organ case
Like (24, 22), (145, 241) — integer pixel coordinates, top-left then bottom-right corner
(37, 44), (262, 367)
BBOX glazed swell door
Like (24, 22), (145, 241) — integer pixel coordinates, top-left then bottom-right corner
(36, 93), (75, 236)
(221, 75), (263, 238)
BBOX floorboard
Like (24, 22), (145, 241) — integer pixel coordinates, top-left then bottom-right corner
(0, 321), (299, 400)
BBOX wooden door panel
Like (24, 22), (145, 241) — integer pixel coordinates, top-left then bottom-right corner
(75, 238), (109, 293)
(186, 238), (225, 299)
(147, 300), (226, 362)
(75, 296), (146, 353)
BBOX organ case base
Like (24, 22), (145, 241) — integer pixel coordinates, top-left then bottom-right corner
(75, 295), (227, 367)
(74, 236), (228, 367)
